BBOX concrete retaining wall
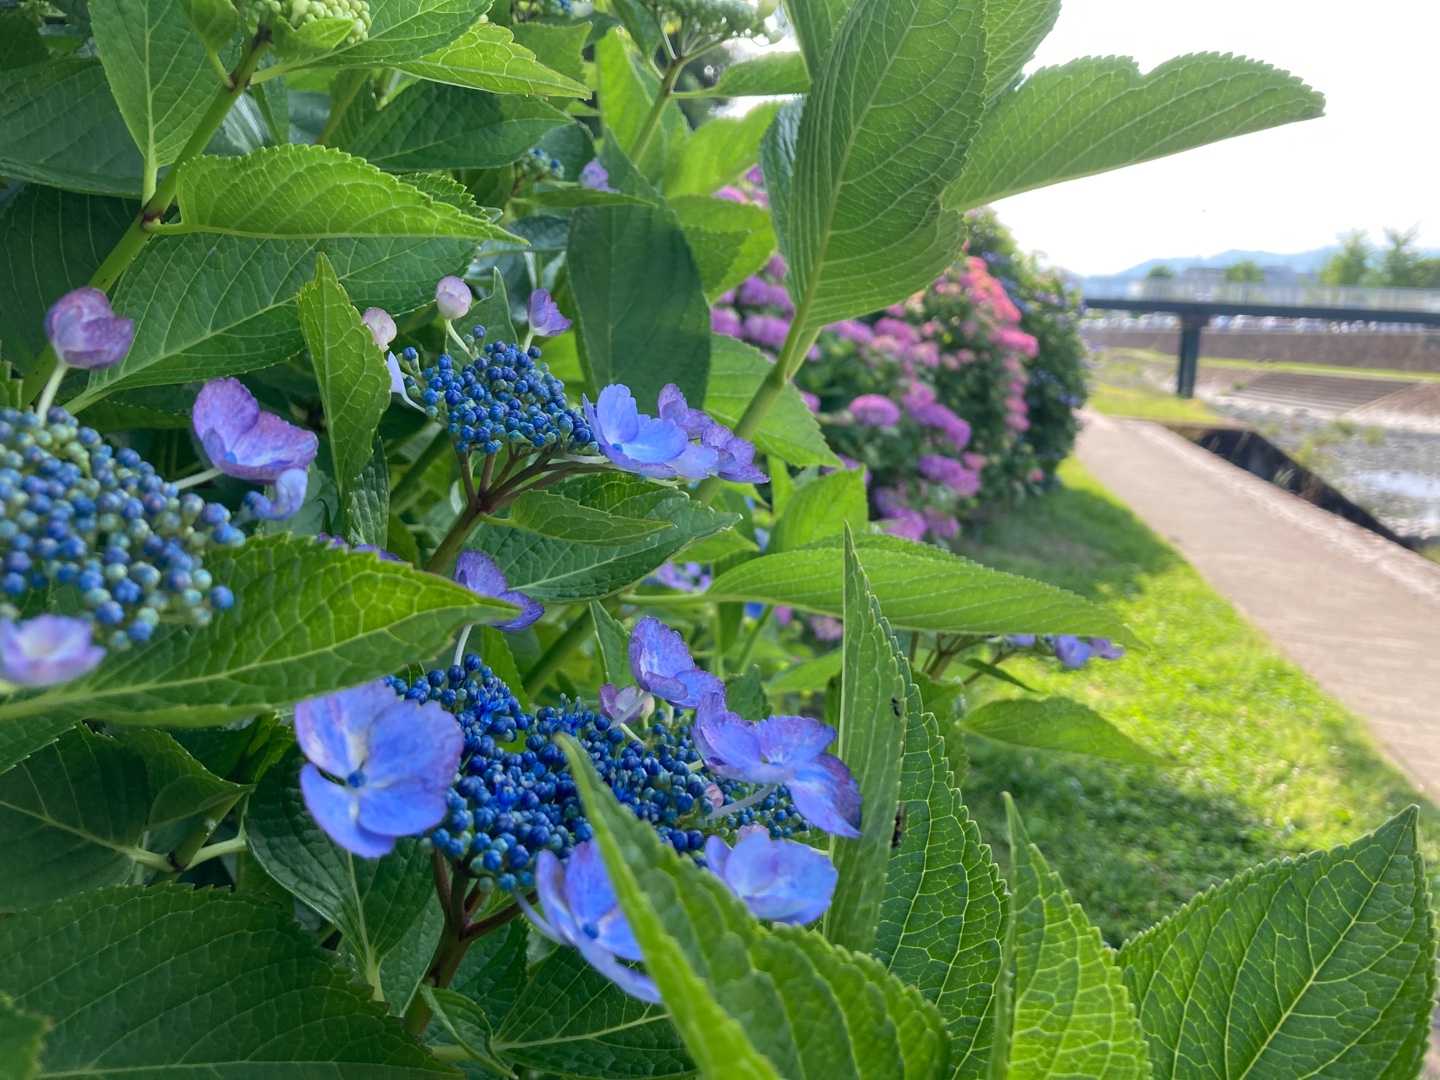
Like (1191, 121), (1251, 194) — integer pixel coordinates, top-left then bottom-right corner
(1083, 328), (1440, 373)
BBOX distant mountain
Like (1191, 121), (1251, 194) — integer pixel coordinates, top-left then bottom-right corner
(1112, 247), (1340, 278)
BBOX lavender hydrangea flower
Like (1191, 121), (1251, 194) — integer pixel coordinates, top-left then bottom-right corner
(579, 158), (614, 192)
(629, 616), (722, 709)
(1090, 637), (1125, 660)
(742, 313), (790, 351)
(704, 826), (837, 925)
(44, 287), (134, 370)
(583, 385), (700, 479)
(848, 394), (900, 427)
(1052, 635), (1092, 669)
(694, 693), (861, 838)
(521, 841), (659, 1003)
(193, 378), (318, 483)
(711, 307), (743, 338)
(454, 551), (542, 631)
(244, 467), (310, 521)
(1007, 634), (1037, 648)
(0, 615), (105, 687)
(656, 384), (766, 484)
(296, 680), (463, 857)
(527, 289), (572, 337)
(880, 510), (928, 541)
(361, 307), (396, 350)
(918, 454), (980, 497)
(435, 276), (472, 320)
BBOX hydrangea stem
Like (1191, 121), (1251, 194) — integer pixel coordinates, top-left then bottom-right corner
(630, 56), (685, 164)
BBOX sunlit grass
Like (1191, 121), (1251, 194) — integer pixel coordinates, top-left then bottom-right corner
(1086, 384), (1220, 424)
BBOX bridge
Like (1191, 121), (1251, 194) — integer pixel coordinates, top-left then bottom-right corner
(1079, 280), (1440, 397)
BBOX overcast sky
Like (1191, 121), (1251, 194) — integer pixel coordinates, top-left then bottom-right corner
(994, 0), (1440, 274)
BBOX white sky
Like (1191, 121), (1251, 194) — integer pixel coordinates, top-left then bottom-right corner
(995, 0), (1440, 274)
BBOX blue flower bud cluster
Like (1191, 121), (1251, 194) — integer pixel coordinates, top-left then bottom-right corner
(401, 339), (594, 458)
(514, 0), (573, 18)
(516, 147), (564, 185)
(0, 407), (243, 652)
(388, 655), (799, 892)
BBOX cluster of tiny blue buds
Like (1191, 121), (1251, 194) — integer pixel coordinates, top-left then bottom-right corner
(0, 408), (243, 651)
(517, 146), (564, 184)
(389, 656), (800, 891)
(403, 335), (593, 458)
(514, 0), (573, 18)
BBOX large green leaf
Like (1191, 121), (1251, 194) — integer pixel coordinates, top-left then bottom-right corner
(679, 51), (810, 97)
(961, 697), (1159, 764)
(563, 737), (949, 1080)
(342, 436), (391, 548)
(590, 600), (632, 687)
(113, 727), (248, 825)
(0, 885), (451, 1076)
(397, 19), (589, 97)
(0, 536), (514, 725)
(877, 699), (1004, 1078)
(769, 469), (867, 553)
(493, 947), (692, 1078)
(342, 82), (573, 171)
(75, 232), (471, 402)
(995, 797), (1150, 1079)
(568, 202), (710, 407)
(980, 0), (1059, 102)
(821, 530), (908, 954)
(91, 0), (216, 172)
(310, 0), (486, 66)
(0, 717), (79, 776)
(0, 11), (48, 68)
(248, 748), (439, 1010)
(596, 29), (688, 182)
(174, 145), (509, 240)
(670, 196), (775, 301)
(299, 253), (391, 530)
(947, 55), (1325, 210)
(1119, 807), (1435, 1079)
(783, 0), (852, 77)
(0, 185), (133, 372)
(0, 993), (48, 1080)
(772, 0), (985, 330)
(665, 103), (782, 198)
(702, 335), (839, 468)
(0, 59), (145, 196)
(468, 474), (737, 602)
(511, 21), (589, 84)
(707, 535), (1139, 642)
(508, 488), (675, 544)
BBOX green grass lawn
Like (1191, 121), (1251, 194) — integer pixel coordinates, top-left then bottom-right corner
(1085, 384), (1220, 424)
(953, 460), (1440, 945)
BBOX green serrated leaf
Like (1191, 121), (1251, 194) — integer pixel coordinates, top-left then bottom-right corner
(0, 885), (452, 1076)
(770, 469), (867, 553)
(962, 697), (1159, 764)
(679, 51), (809, 97)
(0, 993), (48, 1080)
(669, 195), (775, 301)
(310, 0), (487, 67)
(773, 0), (985, 330)
(0, 535), (514, 725)
(765, 649), (843, 695)
(459, 266), (517, 344)
(596, 29), (688, 182)
(92, 0), (217, 171)
(947, 54), (1325, 210)
(342, 436), (391, 548)
(398, 19), (589, 97)
(174, 145), (511, 240)
(423, 986), (513, 1075)
(665, 103), (782, 198)
(703, 335), (839, 469)
(181, 0), (239, 52)
(1120, 807), (1435, 1079)
(981, 0), (1059, 102)
(511, 20), (589, 84)
(468, 474), (738, 602)
(493, 946), (692, 1078)
(75, 232), (471, 403)
(112, 727), (248, 825)
(248, 748), (440, 1010)
(342, 81), (573, 171)
(477, 626), (531, 711)
(821, 528), (907, 953)
(272, 15), (356, 58)
(877, 700), (1004, 1078)
(0, 717), (79, 776)
(508, 488), (675, 544)
(0, 12), (49, 68)
(568, 201), (710, 408)
(785, 0), (851, 75)
(0, 59), (145, 196)
(996, 796), (1150, 1079)
(299, 253), (391, 528)
(708, 534), (1139, 642)
(590, 601), (631, 687)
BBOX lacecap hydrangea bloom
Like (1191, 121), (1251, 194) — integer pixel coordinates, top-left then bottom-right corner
(0, 615), (104, 687)
(44, 288), (134, 371)
(192, 379), (318, 521)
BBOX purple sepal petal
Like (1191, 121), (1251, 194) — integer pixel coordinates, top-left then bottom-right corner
(693, 692), (781, 782)
(194, 378), (319, 482)
(362, 695), (463, 791)
(362, 307), (397, 350)
(755, 714), (835, 770)
(0, 616), (105, 687)
(293, 684), (369, 777)
(386, 353), (406, 395)
(786, 754), (862, 838)
(576, 938), (662, 1004)
(1090, 637), (1125, 660)
(300, 764), (396, 857)
(357, 776), (452, 837)
(579, 158), (615, 192)
(454, 551), (543, 632)
(600, 684), (652, 725)
(564, 842), (643, 961)
(1052, 635), (1092, 669)
(710, 827), (838, 925)
(45, 287), (134, 370)
(527, 289), (572, 337)
(244, 467), (309, 521)
(629, 617), (721, 708)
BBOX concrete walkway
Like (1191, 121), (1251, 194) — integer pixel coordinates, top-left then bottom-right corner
(1076, 411), (1440, 796)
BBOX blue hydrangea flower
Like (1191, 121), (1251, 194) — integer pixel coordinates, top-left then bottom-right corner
(583, 386), (693, 479)
(45, 287), (134, 370)
(1052, 635), (1091, 668)
(454, 551), (542, 631)
(521, 841), (660, 1003)
(629, 616), (723, 709)
(193, 378), (317, 522)
(1090, 637), (1125, 660)
(0, 615), (105, 686)
(579, 159), (614, 192)
(243, 467), (309, 522)
(694, 693), (861, 838)
(598, 682), (652, 726)
(1006, 634), (1037, 648)
(435, 276), (472, 320)
(704, 825), (837, 925)
(296, 680), (463, 857)
(527, 289), (571, 337)
(657, 384), (767, 484)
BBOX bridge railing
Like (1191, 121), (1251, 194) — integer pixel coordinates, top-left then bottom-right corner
(1079, 277), (1440, 314)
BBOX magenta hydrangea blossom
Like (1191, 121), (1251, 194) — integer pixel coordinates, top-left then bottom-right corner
(711, 307), (743, 338)
(44, 287), (134, 370)
(361, 307), (396, 350)
(0, 616), (104, 686)
(737, 276), (793, 314)
(704, 826), (837, 925)
(742, 313), (790, 351)
(579, 158), (614, 192)
(527, 289), (572, 337)
(435, 276), (472, 320)
(881, 510), (929, 541)
(454, 551), (542, 631)
(848, 394), (900, 427)
(520, 842), (659, 1003)
(296, 680), (463, 857)
(694, 693), (861, 838)
(628, 616), (723, 709)
(918, 454), (980, 497)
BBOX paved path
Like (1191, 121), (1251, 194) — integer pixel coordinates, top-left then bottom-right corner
(1076, 411), (1440, 796)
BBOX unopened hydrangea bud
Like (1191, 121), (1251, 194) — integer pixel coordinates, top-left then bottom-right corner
(45, 288), (134, 370)
(361, 307), (396, 350)
(435, 276), (472, 320)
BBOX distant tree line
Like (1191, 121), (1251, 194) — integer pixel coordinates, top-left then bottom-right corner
(1142, 229), (1440, 289)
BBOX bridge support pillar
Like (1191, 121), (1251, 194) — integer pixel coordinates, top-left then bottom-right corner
(1176, 313), (1208, 398)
